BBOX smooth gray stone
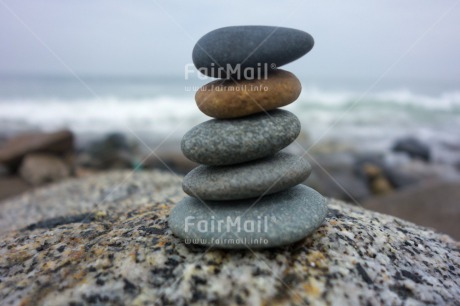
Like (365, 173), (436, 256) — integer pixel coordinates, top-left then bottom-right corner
(183, 152), (311, 200)
(192, 26), (314, 78)
(181, 109), (300, 166)
(168, 185), (327, 249)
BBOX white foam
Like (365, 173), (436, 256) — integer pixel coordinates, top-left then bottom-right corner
(0, 96), (208, 136)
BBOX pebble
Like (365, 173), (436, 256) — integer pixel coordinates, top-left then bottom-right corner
(193, 26), (314, 78)
(183, 152), (311, 200)
(168, 184), (327, 249)
(195, 69), (301, 118)
(181, 109), (300, 165)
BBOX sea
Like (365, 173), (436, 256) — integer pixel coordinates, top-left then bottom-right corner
(0, 74), (459, 165)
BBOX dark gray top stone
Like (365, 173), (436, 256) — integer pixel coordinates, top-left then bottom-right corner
(183, 152), (311, 200)
(181, 109), (301, 166)
(169, 185), (327, 249)
(193, 26), (314, 78)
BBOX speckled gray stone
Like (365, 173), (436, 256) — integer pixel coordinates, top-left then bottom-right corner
(0, 170), (459, 305)
(182, 152), (311, 200)
(181, 109), (300, 166)
(193, 26), (314, 78)
(169, 185), (327, 249)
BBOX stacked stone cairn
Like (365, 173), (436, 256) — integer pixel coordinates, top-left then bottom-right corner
(169, 26), (328, 249)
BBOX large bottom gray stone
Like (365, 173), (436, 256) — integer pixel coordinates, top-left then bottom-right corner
(182, 152), (311, 200)
(169, 185), (327, 249)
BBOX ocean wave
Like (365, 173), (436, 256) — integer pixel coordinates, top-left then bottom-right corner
(0, 96), (208, 136)
(0, 88), (459, 164)
(0, 89), (457, 126)
(294, 87), (460, 111)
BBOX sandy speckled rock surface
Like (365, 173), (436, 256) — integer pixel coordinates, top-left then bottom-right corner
(0, 170), (458, 305)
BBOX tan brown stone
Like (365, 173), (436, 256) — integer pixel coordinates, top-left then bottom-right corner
(195, 69), (301, 118)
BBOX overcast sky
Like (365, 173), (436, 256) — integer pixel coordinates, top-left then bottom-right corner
(1, 0), (459, 82)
